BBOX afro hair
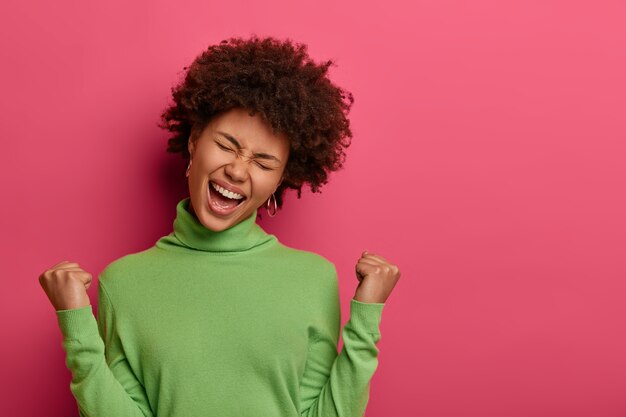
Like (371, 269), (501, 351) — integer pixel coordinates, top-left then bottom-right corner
(158, 34), (355, 213)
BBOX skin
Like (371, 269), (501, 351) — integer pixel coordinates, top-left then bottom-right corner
(353, 250), (401, 304)
(39, 107), (401, 311)
(186, 107), (290, 232)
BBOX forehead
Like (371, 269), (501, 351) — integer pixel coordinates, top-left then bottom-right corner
(205, 108), (290, 151)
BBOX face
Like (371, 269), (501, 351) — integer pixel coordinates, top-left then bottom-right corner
(186, 108), (290, 231)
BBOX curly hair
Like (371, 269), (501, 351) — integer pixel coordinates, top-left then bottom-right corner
(158, 34), (355, 214)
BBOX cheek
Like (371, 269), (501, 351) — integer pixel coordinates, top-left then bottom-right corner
(250, 175), (280, 198)
(200, 152), (227, 171)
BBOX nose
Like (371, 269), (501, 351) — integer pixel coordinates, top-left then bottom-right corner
(224, 151), (252, 182)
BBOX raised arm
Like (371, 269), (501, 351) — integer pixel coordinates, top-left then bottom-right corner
(56, 278), (154, 416)
(298, 264), (385, 417)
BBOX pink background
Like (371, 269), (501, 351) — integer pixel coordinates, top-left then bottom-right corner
(1, 0), (625, 415)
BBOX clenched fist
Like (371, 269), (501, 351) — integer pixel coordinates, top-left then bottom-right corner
(39, 261), (93, 311)
(354, 251), (401, 304)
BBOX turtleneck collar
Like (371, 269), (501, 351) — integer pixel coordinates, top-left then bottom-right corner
(156, 197), (277, 254)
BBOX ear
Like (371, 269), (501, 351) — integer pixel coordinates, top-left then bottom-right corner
(188, 138), (194, 158)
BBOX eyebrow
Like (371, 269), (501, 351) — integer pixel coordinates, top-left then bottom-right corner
(216, 131), (282, 164)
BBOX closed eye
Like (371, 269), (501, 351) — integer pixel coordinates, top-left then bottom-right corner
(256, 162), (272, 170)
(216, 142), (232, 152)
(216, 140), (274, 170)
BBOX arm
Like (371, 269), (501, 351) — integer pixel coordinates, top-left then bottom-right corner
(299, 266), (385, 417)
(56, 278), (154, 417)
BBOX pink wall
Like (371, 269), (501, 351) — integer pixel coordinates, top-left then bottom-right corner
(2, 0), (625, 415)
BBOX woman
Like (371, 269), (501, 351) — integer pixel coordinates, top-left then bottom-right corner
(39, 35), (401, 416)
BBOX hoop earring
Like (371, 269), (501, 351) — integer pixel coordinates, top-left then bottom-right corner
(185, 159), (192, 178)
(265, 192), (278, 217)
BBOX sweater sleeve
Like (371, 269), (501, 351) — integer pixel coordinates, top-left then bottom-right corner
(298, 266), (385, 417)
(55, 279), (154, 417)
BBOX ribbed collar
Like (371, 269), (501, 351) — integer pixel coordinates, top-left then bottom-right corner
(156, 197), (277, 254)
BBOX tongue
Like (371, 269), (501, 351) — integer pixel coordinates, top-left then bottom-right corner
(210, 185), (241, 209)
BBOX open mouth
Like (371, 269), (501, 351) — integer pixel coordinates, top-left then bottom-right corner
(208, 180), (247, 213)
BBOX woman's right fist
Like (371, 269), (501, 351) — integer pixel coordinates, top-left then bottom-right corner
(39, 261), (93, 311)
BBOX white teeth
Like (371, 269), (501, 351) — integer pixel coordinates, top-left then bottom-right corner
(210, 181), (244, 200)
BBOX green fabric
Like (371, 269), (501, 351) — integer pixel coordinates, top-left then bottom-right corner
(56, 197), (385, 416)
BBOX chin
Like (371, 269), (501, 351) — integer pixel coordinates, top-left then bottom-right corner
(206, 220), (232, 232)
(199, 208), (234, 232)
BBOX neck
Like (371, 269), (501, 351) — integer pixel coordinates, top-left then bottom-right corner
(156, 197), (277, 253)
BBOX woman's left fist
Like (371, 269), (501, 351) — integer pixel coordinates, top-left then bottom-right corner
(353, 250), (401, 304)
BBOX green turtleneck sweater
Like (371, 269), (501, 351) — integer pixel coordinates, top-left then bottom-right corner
(56, 197), (385, 417)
